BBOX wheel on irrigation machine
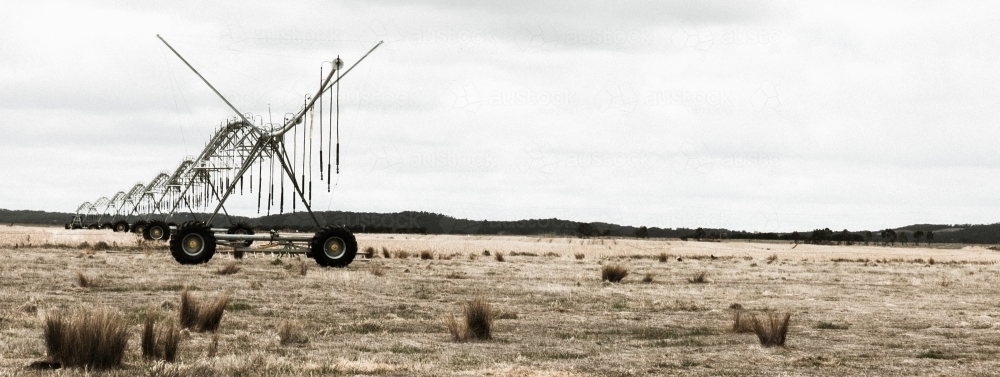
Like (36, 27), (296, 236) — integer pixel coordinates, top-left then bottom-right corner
(87, 224), (99, 230)
(101, 223), (113, 230)
(169, 221), (216, 264)
(131, 220), (148, 234)
(113, 221), (130, 232)
(227, 223), (255, 258)
(310, 226), (358, 267)
(144, 220), (170, 241)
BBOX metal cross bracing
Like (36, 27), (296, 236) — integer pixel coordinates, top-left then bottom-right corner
(66, 35), (384, 269)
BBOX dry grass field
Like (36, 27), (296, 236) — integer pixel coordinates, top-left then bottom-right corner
(2, 225), (1000, 376)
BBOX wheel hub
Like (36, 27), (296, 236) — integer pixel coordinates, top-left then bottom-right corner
(323, 237), (346, 259)
(182, 234), (204, 256)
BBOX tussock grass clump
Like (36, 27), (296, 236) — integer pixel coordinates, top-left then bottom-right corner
(601, 264), (629, 283)
(207, 334), (218, 357)
(766, 254), (778, 264)
(93, 241), (111, 251)
(77, 241), (91, 250)
(279, 320), (310, 345)
(574, 253), (585, 260)
(641, 273), (654, 283)
(940, 277), (952, 287)
(270, 258), (283, 266)
(731, 309), (754, 333)
(815, 321), (848, 330)
(382, 247), (390, 258)
(215, 262), (241, 275)
(482, 249), (491, 256)
(394, 250), (411, 259)
(297, 262), (308, 276)
(444, 296), (494, 341)
(917, 350), (951, 359)
(658, 252), (668, 263)
(750, 312), (791, 347)
(364, 246), (375, 257)
(420, 250), (434, 260)
(494, 310), (518, 320)
(544, 252), (560, 257)
(43, 308), (129, 369)
(928, 257), (935, 265)
(179, 289), (230, 333)
(142, 310), (180, 362)
(76, 272), (97, 288)
(688, 271), (708, 283)
(369, 263), (387, 276)
(494, 251), (505, 262)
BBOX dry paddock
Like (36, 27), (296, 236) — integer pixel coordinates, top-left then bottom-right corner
(1, 225), (1000, 376)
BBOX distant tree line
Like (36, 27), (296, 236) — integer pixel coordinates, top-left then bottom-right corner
(0, 208), (993, 245)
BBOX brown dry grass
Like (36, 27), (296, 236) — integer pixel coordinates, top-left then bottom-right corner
(444, 296), (493, 341)
(43, 307), (129, 369)
(179, 289), (229, 333)
(279, 320), (309, 345)
(7, 227), (1000, 375)
(215, 261), (241, 275)
(369, 263), (388, 276)
(75, 271), (97, 288)
(601, 264), (628, 282)
(142, 309), (180, 362)
(688, 271), (708, 283)
(731, 309), (754, 333)
(751, 312), (791, 347)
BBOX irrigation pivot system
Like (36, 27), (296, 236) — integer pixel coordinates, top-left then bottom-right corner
(69, 35), (383, 268)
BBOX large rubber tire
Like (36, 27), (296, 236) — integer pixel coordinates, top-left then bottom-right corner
(101, 223), (113, 230)
(113, 221), (129, 232)
(227, 223), (255, 249)
(132, 220), (148, 235)
(64, 223), (71, 230)
(87, 224), (98, 230)
(310, 226), (358, 267)
(169, 222), (216, 265)
(145, 220), (170, 242)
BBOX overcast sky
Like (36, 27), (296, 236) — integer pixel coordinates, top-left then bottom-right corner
(3, 0), (999, 232)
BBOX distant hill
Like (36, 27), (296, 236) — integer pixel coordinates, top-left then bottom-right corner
(3, 208), (1000, 244)
(894, 224), (958, 232)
